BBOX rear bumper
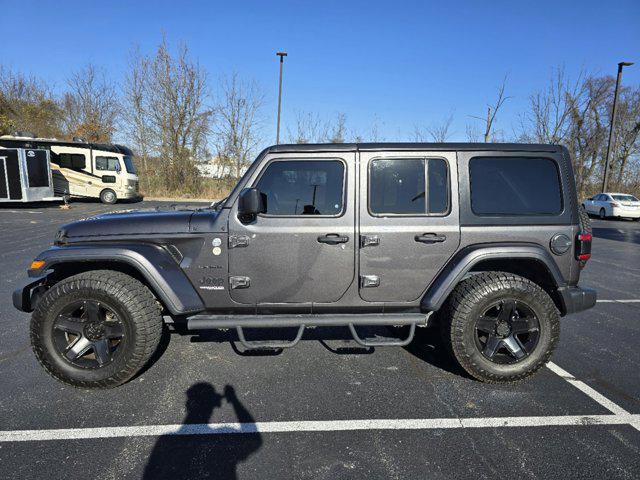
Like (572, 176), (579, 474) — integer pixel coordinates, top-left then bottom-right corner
(12, 275), (49, 312)
(558, 286), (597, 315)
(611, 208), (640, 218)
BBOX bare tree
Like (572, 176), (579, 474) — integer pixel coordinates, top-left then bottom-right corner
(414, 113), (454, 142)
(63, 65), (119, 142)
(464, 123), (481, 142)
(124, 38), (213, 192)
(369, 115), (384, 142)
(123, 48), (153, 175)
(611, 85), (640, 188)
(325, 112), (347, 143)
(213, 73), (264, 178)
(0, 66), (62, 137)
(519, 68), (640, 197)
(522, 67), (585, 144)
(287, 111), (328, 144)
(470, 75), (510, 142)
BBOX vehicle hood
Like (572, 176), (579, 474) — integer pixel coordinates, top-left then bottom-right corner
(58, 208), (207, 240)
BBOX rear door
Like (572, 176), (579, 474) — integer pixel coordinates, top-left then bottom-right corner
(227, 152), (356, 306)
(358, 150), (460, 302)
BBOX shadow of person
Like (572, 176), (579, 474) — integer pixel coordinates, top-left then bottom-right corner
(143, 383), (262, 480)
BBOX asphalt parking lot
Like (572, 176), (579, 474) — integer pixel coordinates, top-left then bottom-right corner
(0, 200), (639, 479)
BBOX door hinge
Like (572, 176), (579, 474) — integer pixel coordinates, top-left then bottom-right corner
(229, 235), (250, 249)
(360, 275), (380, 288)
(360, 235), (380, 248)
(229, 276), (251, 289)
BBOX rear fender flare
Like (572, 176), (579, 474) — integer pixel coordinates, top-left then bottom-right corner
(421, 243), (565, 311)
(31, 244), (204, 315)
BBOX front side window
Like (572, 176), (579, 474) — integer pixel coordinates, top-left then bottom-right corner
(123, 155), (137, 174)
(96, 156), (121, 172)
(469, 157), (562, 215)
(255, 160), (345, 216)
(369, 158), (449, 215)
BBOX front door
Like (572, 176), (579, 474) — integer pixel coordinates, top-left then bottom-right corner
(358, 151), (460, 302)
(228, 153), (356, 305)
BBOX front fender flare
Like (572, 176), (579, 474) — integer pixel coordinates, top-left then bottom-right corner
(30, 244), (205, 315)
(421, 243), (565, 311)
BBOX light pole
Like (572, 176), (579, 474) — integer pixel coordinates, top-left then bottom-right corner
(276, 51), (288, 144)
(602, 61), (634, 193)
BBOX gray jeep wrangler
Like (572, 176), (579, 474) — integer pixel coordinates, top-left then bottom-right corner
(14, 143), (596, 388)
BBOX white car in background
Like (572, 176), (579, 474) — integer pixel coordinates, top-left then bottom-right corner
(583, 193), (640, 220)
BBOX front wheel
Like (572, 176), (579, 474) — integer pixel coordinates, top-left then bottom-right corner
(100, 188), (117, 204)
(441, 272), (560, 383)
(30, 270), (163, 388)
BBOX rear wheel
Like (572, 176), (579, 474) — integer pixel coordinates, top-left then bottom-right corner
(441, 272), (560, 383)
(30, 270), (163, 389)
(599, 208), (607, 220)
(100, 188), (117, 204)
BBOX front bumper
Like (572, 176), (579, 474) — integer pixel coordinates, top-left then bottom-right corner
(558, 286), (597, 315)
(12, 275), (49, 312)
(120, 191), (143, 200)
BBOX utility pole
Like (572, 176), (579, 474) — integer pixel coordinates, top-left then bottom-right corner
(602, 61), (634, 192)
(276, 52), (288, 144)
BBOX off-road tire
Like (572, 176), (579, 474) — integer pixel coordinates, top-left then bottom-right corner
(100, 188), (117, 204)
(30, 270), (163, 389)
(578, 205), (592, 235)
(440, 272), (560, 383)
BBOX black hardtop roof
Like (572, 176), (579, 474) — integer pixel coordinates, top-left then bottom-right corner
(263, 142), (562, 154)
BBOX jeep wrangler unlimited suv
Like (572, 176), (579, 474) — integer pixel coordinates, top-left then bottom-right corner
(14, 143), (596, 388)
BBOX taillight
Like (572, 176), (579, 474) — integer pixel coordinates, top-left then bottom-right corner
(609, 202), (620, 207)
(576, 232), (592, 261)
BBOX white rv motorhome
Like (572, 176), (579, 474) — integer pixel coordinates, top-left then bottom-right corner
(0, 134), (140, 204)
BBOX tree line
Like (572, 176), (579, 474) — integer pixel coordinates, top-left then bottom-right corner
(1, 38), (638, 199)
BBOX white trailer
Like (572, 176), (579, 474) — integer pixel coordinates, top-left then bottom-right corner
(0, 147), (62, 203)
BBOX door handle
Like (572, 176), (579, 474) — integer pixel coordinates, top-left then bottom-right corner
(318, 234), (349, 245)
(415, 233), (446, 244)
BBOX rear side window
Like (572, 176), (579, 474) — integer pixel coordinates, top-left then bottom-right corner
(55, 153), (86, 170)
(256, 160), (345, 216)
(369, 158), (449, 215)
(469, 157), (562, 215)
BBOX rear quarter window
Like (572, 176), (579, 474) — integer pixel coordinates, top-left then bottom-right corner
(469, 157), (562, 216)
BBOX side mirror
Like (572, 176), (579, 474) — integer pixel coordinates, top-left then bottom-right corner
(238, 188), (266, 219)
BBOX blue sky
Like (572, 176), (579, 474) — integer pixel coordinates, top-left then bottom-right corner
(1, 0), (639, 146)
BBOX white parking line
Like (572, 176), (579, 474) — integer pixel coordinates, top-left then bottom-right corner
(0, 414), (638, 443)
(0, 363), (637, 443)
(546, 362), (629, 416)
(597, 299), (640, 303)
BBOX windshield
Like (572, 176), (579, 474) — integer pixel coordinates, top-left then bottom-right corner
(612, 194), (639, 202)
(123, 155), (137, 174)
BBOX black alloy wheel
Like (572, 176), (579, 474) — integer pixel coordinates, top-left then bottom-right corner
(52, 300), (125, 368)
(474, 299), (540, 364)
